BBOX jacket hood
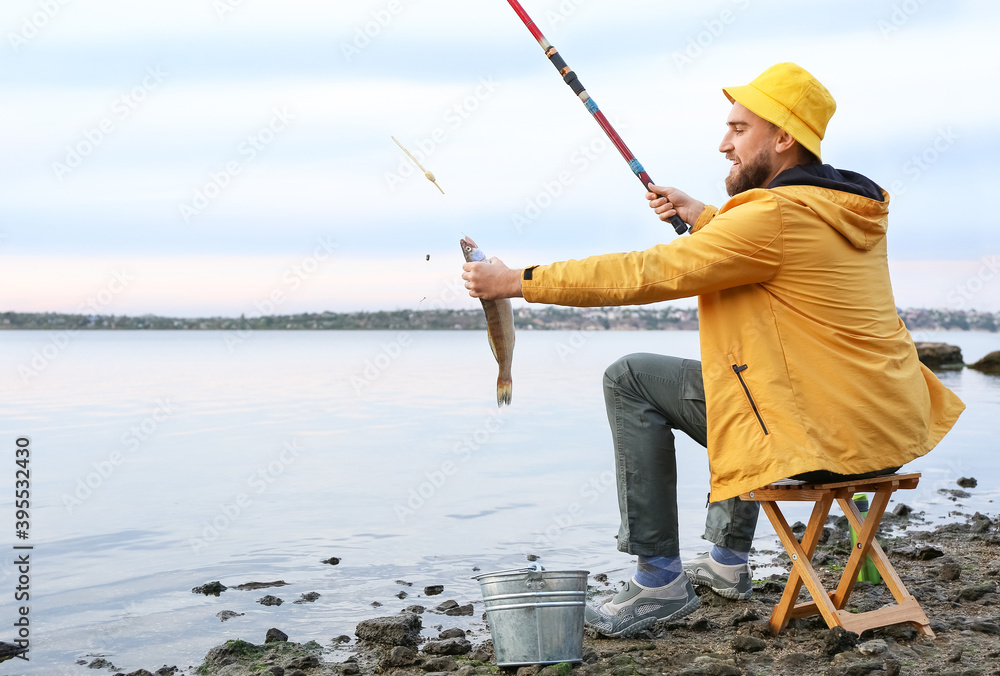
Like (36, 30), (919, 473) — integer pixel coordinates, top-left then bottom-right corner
(768, 164), (889, 250)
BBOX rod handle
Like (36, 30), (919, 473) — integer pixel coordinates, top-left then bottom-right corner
(640, 173), (690, 235)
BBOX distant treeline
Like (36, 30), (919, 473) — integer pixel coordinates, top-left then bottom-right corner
(1, 307), (996, 332)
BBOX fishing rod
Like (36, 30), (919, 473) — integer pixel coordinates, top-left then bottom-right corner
(505, 0), (689, 235)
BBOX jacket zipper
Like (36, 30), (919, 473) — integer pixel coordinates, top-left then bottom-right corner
(732, 363), (769, 435)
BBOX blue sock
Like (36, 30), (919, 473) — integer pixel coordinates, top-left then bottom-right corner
(634, 555), (682, 587)
(711, 545), (749, 565)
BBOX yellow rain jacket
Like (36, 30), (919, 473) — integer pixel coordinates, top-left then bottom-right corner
(521, 167), (965, 501)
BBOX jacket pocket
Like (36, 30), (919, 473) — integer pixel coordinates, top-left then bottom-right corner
(729, 359), (769, 435)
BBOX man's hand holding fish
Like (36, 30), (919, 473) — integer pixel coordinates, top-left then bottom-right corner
(461, 257), (523, 300)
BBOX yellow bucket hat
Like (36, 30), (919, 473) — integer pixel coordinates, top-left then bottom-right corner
(723, 62), (836, 162)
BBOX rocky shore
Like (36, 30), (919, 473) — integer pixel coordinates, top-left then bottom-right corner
(83, 490), (999, 676)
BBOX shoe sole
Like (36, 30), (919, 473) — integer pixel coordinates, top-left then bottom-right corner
(584, 594), (701, 639)
(686, 570), (752, 601)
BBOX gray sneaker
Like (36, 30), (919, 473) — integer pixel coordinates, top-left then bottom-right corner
(683, 553), (753, 600)
(584, 574), (700, 638)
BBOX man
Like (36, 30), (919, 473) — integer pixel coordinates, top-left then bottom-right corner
(462, 63), (964, 637)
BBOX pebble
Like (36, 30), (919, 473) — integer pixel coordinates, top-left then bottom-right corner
(355, 614), (423, 647)
(916, 546), (945, 560)
(439, 628), (465, 639)
(292, 592), (320, 604)
(893, 503), (913, 517)
(216, 610), (244, 622)
(731, 636), (766, 653)
(257, 595), (283, 606)
(823, 626), (859, 655)
(192, 581), (227, 595)
(380, 646), (416, 668)
(957, 477), (978, 488)
(957, 584), (996, 602)
(940, 561), (962, 581)
(264, 628), (288, 644)
(422, 637), (472, 655)
(424, 585), (445, 596)
(321, 557), (340, 565)
(857, 638), (887, 655)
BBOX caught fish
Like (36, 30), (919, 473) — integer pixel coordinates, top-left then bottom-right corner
(461, 236), (514, 406)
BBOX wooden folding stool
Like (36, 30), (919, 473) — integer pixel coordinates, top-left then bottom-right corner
(741, 473), (933, 637)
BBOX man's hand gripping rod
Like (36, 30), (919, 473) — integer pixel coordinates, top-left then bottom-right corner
(506, 0), (689, 235)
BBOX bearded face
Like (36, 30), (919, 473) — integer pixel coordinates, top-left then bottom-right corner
(725, 145), (775, 197)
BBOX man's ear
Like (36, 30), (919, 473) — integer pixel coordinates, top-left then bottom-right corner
(773, 129), (797, 155)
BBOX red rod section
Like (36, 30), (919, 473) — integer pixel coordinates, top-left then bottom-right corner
(504, 0), (689, 235)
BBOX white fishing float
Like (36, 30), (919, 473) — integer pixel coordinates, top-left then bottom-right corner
(391, 136), (444, 194)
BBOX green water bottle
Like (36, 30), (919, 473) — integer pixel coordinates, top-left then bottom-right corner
(850, 494), (882, 584)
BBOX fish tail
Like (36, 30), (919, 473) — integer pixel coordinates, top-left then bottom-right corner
(496, 378), (512, 407)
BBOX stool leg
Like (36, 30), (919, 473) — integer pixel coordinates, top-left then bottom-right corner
(764, 493), (836, 633)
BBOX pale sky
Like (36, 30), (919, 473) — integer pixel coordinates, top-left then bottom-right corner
(1, 0), (998, 317)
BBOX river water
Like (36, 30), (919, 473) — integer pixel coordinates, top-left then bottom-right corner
(0, 329), (997, 673)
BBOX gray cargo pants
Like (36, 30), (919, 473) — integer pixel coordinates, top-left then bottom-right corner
(603, 353), (759, 557)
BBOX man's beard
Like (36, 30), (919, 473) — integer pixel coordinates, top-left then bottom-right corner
(725, 148), (773, 196)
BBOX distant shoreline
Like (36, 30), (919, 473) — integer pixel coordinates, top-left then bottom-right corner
(1, 308), (997, 332)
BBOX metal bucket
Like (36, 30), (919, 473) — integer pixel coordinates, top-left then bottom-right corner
(474, 565), (589, 667)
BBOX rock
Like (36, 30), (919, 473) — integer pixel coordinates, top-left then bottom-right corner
(958, 584), (996, 602)
(257, 595), (283, 606)
(396, 590), (408, 599)
(857, 638), (887, 655)
(823, 626), (859, 655)
(957, 477), (978, 488)
(791, 521), (806, 534)
(154, 668), (177, 676)
(594, 573), (608, 583)
(526, 553), (539, 561)
(836, 661), (884, 675)
(423, 655), (459, 671)
(356, 614), (422, 647)
(192, 581), (227, 595)
(690, 617), (718, 632)
(885, 623), (917, 642)
(123, 670), (154, 676)
(332, 635), (351, 644)
(89, 658), (113, 669)
(216, 610), (244, 622)
(940, 561), (962, 581)
(422, 637), (472, 655)
(916, 546), (945, 560)
(946, 645), (964, 663)
(340, 664), (359, 676)
(439, 628), (465, 639)
(968, 350), (1000, 375)
(914, 342), (963, 369)
(893, 503), (913, 517)
(967, 618), (1000, 634)
(436, 599), (459, 612)
(233, 580), (287, 590)
(972, 514), (993, 534)
(424, 585), (445, 596)
(381, 646), (417, 668)
(265, 627), (288, 644)
(321, 557), (340, 565)
(731, 635), (766, 653)
(284, 655), (319, 670)
(292, 592), (320, 604)
(404, 604), (425, 614)
(939, 488), (972, 500)
(371, 601), (382, 607)
(445, 604), (474, 616)
(729, 607), (760, 626)
(884, 658), (901, 676)
(265, 666), (284, 676)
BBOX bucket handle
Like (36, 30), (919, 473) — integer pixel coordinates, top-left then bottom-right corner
(472, 562), (546, 586)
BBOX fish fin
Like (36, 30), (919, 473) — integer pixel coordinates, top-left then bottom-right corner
(497, 378), (512, 407)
